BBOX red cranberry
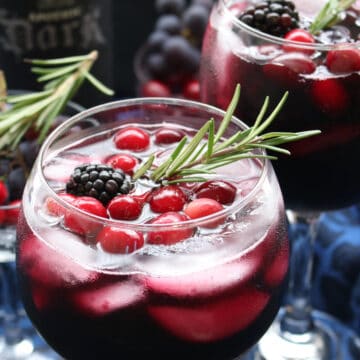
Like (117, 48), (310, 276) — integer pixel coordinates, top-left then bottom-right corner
(263, 53), (315, 87)
(46, 193), (76, 217)
(311, 78), (349, 115)
(141, 80), (171, 97)
(64, 196), (107, 236)
(147, 212), (193, 245)
(4, 199), (21, 225)
(149, 185), (187, 213)
(0, 180), (8, 205)
(114, 127), (150, 152)
(97, 227), (144, 254)
(195, 180), (236, 205)
(107, 195), (143, 220)
(184, 198), (223, 220)
(0, 208), (5, 224)
(154, 128), (185, 145)
(283, 29), (315, 55)
(326, 47), (360, 74)
(105, 153), (138, 174)
(182, 79), (200, 101)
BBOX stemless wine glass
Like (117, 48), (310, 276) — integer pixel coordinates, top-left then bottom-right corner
(0, 99), (84, 360)
(17, 97), (289, 360)
(200, 0), (360, 359)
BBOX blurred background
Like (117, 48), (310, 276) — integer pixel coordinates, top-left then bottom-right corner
(0, 0), (158, 105)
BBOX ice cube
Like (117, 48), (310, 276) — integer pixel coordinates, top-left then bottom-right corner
(71, 279), (145, 316)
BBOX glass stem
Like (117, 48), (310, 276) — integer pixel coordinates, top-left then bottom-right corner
(0, 261), (25, 346)
(280, 211), (320, 336)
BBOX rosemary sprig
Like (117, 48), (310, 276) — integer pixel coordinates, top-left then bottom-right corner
(0, 50), (114, 151)
(309, 0), (356, 34)
(133, 84), (321, 184)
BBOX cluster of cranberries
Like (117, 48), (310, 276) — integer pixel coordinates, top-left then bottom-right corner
(48, 126), (238, 255)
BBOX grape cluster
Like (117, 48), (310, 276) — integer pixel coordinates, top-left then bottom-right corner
(136, 0), (215, 99)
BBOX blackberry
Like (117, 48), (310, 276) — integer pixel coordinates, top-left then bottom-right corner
(238, 0), (299, 37)
(66, 164), (133, 205)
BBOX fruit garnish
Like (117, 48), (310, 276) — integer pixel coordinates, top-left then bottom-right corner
(0, 180), (8, 204)
(105, 153), (139, 175)
(0, 51), (114, 152)
(114, 127), (151, 152)
(107, 195), (143, 220)
(326, 47), (360, 73)
(66, 164), (133, 205)
(309, 0), (357, 35)
(133, 84), (321, 185)
(147, 212), (193, 245)
(97, 227), (145, 254)
(63, 196), (107, 236)
(238, 0), (300, 37)
(195, 180), (236, 205)
(149, 185), (187, 213)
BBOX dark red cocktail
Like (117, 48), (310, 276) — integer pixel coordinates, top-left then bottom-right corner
(17, 98), (288, 359)
(200, 0), (360, 211)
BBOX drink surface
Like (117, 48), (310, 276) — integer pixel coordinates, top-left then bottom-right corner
(17, 121), (288, 359)
(200, 0), (360, 211)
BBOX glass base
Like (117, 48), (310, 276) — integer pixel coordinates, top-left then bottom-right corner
(254, 309), (360, 360)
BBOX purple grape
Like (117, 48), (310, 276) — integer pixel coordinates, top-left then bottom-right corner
(8, 167), (26, 201)
(155, 14), (182, 35)
(191, 0), (214, 10)
(146, 52), (170, 78)
(163, 35), (200, 73)
(155, 0), (186, 15)
(146, 31), (170, 52)
(182, 4), (210, 41)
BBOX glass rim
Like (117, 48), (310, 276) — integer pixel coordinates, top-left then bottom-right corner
(220, 0), (360, 51)
(37, 97), (271, 231)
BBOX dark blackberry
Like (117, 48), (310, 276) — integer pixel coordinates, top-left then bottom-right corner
(66, 164), (133, 205)
(238, 0), (299, 37)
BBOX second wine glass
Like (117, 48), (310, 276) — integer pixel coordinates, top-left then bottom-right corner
(200, 0), (360, 359)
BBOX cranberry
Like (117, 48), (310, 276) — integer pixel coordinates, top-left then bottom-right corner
(64, 196), (107, 236)
(149, 185), (187, 213)
(0, 208), (5, 224)
(0, 180), (8, 205)
(269, 52), (316, 74)
(311, 78), (349, 115)
(107, 195), (143, 220)
(132, 191), (152, 206)
(105, 153), (138, 175)
(263, 53), (315, 87)
(97, 227), (144, 254)
(141, 80), (171, 97)
(184, 198), (224, 228)
(184, 198), (223, 219)
(326, 47), (360, 74)
(195, 180), (236, 205)
(4, 199), (21, 225)
(148, 212), (193, 245)
(154, 128), (185, 145)
(46, 192), (76, 216)
(182, 79), (200, 101)
(114, 127), (150, 152)
(283, 29), (315, 55)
